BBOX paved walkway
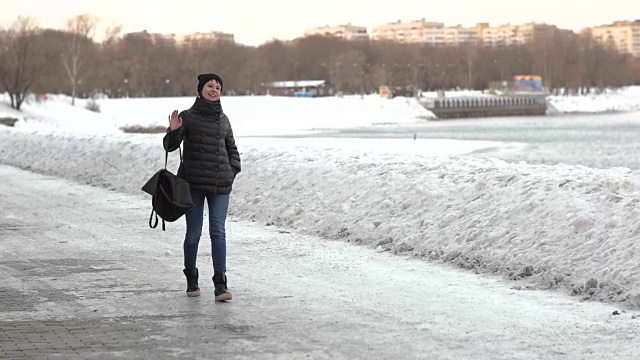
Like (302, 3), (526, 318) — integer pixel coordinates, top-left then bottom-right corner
(0, 165), (639, 359)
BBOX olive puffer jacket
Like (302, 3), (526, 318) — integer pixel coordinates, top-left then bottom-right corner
(163, 97), (241, 194)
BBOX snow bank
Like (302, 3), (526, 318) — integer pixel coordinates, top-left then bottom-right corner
(1, 129), (639, 309)
(74, 94), (438, 135)
(547, 87), (640, 114)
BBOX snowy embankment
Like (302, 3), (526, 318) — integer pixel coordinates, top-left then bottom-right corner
(1, 128), (639, 308)
(548, 87), (640, 114)
(1, 93), (437, 134)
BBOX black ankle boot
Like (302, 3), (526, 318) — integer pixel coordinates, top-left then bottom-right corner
(212, 273), (232, 302)
(183, 268), (200, 297)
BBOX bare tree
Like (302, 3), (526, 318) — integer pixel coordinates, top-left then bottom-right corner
(256, 40), (295, 83)
(460, 44), (479, 89)
(630, 58), (640, 85)
(0, 17), (48, 110)
(0, 28), (6, 94)
(333, 49), (367, 94)
(102, 24), (123, 47)
(62, 14), (98, 105)
(33, 29), (74, 95)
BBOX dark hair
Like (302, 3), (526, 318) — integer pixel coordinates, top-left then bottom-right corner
(197, 73), (223, 95)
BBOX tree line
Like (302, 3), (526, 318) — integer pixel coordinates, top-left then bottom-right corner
(1, 15), (639, 110)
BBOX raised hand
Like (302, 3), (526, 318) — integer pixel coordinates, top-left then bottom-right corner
(169, 110), (182, 131)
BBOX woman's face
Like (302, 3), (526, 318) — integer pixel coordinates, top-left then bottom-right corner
(201, 79), (221, 101)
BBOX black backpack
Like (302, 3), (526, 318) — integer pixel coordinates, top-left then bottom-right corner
(142, 149), (193, 230)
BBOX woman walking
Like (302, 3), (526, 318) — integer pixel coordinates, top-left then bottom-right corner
(163, 73), (241, 301)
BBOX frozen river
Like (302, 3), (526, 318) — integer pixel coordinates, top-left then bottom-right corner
(295, 111), (640, 170)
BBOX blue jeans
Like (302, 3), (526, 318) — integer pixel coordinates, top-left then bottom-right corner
(183, 187), (230, 274)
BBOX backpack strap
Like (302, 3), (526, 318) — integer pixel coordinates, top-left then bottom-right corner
(164, 146), (183, 170)
(149, 208), (159, 229)
(148, 209), (167, 231)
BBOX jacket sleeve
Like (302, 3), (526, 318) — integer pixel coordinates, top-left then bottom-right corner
(163, 112), (186, 152)
(163, 127), (184, 152)
(225, 119), (241, 175)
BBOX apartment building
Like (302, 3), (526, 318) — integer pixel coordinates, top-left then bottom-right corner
(372, 19), (445, 44)
(304, 24), (369, 41)
(423, 23), (446, 45)
(180, 31), (235, 44)
(481, 22), (555, 47)
(591, 21), (640, 57)
(444, 25), (483, 46)
(473, 23), (490, 45)
(126, 31), (178, 47)
(372, 20), (486, 46)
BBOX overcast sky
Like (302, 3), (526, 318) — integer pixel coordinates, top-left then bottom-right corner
(1, 0), (638, 45)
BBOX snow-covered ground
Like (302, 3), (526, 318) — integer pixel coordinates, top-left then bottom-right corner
(1, 93), (435, 136)
(547, 87), (640, 113)
(1, 88), (639, 309)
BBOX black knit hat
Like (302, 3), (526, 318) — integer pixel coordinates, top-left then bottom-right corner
(197, 73), (223, 96)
